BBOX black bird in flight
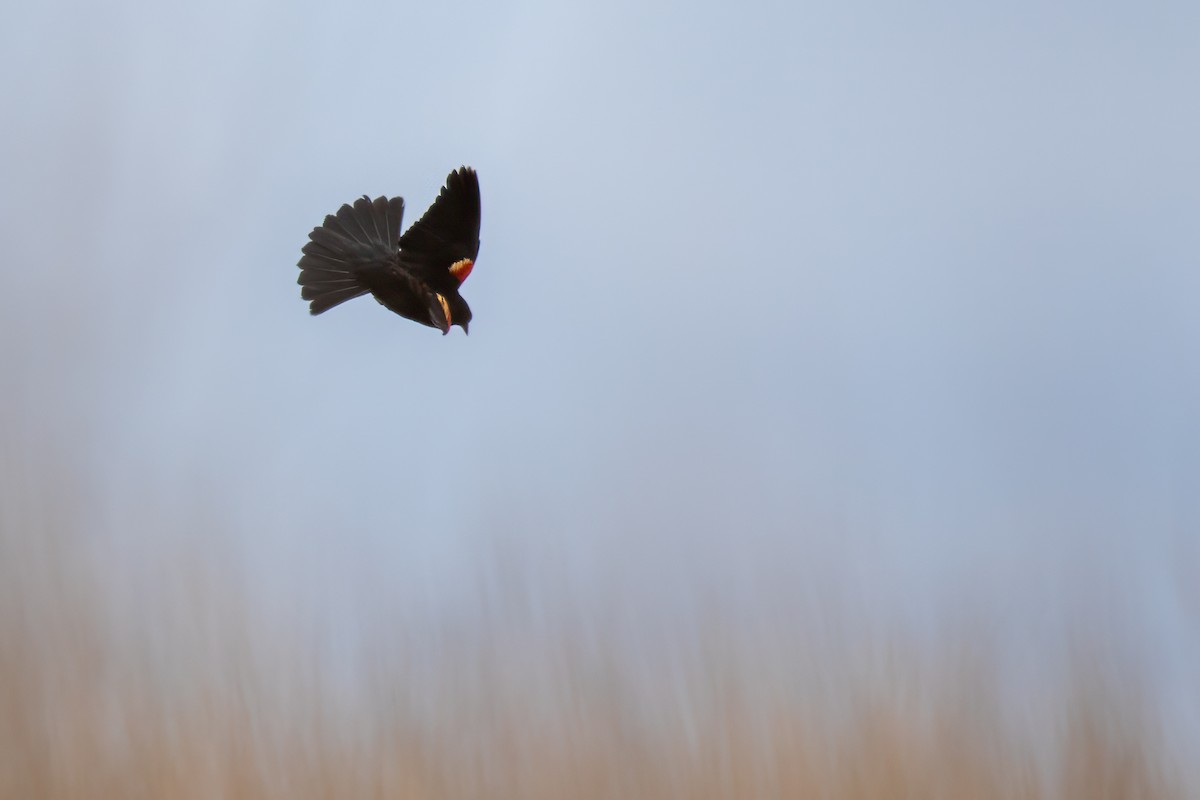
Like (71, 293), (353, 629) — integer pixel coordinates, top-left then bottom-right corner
(297, 166), (480, 334)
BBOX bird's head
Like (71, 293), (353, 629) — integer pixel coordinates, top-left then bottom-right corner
(431, 291), (473, 335)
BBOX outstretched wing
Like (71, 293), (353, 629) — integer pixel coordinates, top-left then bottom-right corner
(398, 167), (481, 283)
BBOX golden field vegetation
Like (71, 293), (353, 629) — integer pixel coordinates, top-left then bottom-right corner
(0, 453), (1192, 800)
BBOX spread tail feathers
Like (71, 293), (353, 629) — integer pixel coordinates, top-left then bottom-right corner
(297, 195), (405, 315)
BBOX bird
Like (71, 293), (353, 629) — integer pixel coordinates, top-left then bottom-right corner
(297, 166), (481, 334)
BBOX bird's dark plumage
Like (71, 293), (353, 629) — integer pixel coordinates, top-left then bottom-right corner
(297, 166), (481, 334)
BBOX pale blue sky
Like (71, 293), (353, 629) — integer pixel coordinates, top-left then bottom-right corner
(3, 0), (1198, 743)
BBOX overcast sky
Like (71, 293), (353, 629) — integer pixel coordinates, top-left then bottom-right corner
(3, 0), (1199, 741)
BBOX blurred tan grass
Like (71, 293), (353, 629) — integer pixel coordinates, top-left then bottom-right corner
(0, 456), (1189, 800)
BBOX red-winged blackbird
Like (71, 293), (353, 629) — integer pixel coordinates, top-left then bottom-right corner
(298, 166), (480, 334)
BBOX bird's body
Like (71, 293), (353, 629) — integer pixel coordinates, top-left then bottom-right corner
(297, 166), (481, 334)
